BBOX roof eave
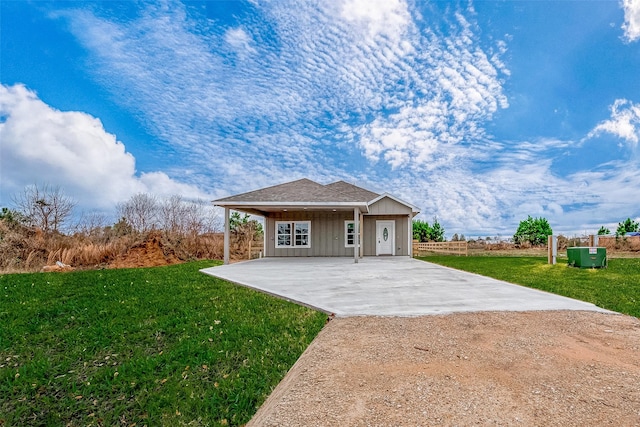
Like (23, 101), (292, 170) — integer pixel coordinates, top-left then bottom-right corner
(213, 200), (370, 213)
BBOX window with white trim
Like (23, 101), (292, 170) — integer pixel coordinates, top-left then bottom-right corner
(344, 221), (356, 247)
(276, 221), (311, 248)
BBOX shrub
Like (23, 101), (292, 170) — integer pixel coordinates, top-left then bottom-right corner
(513, 216), (552, 246)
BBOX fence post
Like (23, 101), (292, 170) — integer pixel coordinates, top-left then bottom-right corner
(548, 235), (557, 265)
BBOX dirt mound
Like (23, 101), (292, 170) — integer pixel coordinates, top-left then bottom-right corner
(109, 232), (180, 269)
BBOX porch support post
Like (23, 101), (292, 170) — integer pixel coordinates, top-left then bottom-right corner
(224, 207), (230, 265)
(408, 215), (412, 257)
(359, 211), (364, 259)
(353, 207), (359, 264)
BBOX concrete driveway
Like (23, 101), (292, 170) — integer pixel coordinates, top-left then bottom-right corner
(200, 257), (610, 317)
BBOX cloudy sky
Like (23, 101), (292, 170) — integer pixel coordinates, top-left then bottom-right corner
(1, 0), (639, 238)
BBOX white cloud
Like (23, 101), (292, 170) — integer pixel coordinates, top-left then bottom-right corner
(353, 10), (509, 170)
(621, 0), (640, 42)
(224, 27), (256, 57)
(42, 1), (638, 237)
(588, 99), (640, 146)
(47, 1), (514, 227)
(55, 0), (509, 178)
(339, 0), (412, 43)
(0, 84), (210, 210)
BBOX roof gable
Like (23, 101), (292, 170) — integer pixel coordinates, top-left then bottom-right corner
(369, 193), (420, 216)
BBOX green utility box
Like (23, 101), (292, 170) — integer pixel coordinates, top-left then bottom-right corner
(567, 247), (607, 268)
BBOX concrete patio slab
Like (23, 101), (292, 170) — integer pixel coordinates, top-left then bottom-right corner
(200, 257), (611, 317)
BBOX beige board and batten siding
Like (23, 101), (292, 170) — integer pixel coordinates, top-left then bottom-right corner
(362, 216), (410, 256)
(264, 197), (412, 257)
(367, 196), (413, 216)
(362, 196), (412, 257)
(265, 211), (356, 257)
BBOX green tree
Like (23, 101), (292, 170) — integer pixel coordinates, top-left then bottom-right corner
(615, 218), (639, 237)
(229, 212), (263, 238)
(112, 216), (134, 236)
(412, 219), (431, 242)
(229, 212), (263, 258)
(513, 216), (553, 246)
(429, 217), (445, 242)
(597, 226), (610, 236)
(0, 207), (28, 228)
(412, 218), (445, 242)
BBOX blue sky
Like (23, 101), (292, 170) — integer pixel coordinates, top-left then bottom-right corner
(1, 0), (639, 238)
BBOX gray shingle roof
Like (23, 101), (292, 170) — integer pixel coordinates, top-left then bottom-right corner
(214, 178), (380, 204)
(324, 181), (380, 202)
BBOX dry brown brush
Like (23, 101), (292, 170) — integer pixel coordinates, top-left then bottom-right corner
(0, 219), (259, 273)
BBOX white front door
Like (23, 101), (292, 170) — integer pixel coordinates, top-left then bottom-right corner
(376, 220), (395, 255)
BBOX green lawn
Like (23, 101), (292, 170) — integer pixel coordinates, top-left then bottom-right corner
(418, 256), (640, 318)
(0, 261), (327, 426)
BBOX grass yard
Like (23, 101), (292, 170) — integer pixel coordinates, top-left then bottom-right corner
(418, 256), (640, 318)
(0, 261), (327, 426)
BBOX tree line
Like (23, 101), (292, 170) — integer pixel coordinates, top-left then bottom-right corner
(412, 214), (639, 247)
(1, 184), (221, 237)
(597, 218), (640, 237)
(0, 184), (238, 272)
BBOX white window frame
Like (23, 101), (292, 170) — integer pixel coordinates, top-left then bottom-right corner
(344, 220), (358, 248)
(276, 220), (311, 248)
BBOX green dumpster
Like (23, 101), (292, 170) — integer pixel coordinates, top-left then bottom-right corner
(567, 247), (607, 268)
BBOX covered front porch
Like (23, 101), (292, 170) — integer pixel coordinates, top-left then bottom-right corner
(221, 204), (366, 265)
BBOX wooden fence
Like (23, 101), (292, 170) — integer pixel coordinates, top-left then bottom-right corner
(413, 241), (468, 256)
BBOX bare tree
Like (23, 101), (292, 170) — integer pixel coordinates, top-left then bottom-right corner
(181, 199), (222, 235)
(159, 195), (188, 235)
(116, 193), (159, 233)
(198, 202), (222, 234)
(73, 211), (108, 236)
(158, 196), (221, 237)
(12, 183), (76, 232)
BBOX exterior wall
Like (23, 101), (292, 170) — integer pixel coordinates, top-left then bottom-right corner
(362, 215), (411, 256)
(265, 211), (358, 257)
(368, 197), (412, 215)
(263, 199), (413, 257)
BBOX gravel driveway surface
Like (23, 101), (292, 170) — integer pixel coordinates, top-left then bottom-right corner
(249, 311), (640, 426)
(203, 258), (637, 426)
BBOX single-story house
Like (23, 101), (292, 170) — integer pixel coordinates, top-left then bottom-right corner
(213, 178), (420, 264)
